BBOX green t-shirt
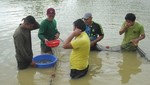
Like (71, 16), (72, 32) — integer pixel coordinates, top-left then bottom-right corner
(121, 22), (145, 45)
(70, 32), (90, 70)
(38, 19), (59, 46)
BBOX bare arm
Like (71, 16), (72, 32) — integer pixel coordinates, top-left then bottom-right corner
(63, 33), (74, 49)
(119, 22), (132, 35)
(131, 34), (145, 46)
(119, 26), (128, 35)
(91, 35), (103, 47)
(63, 29), (82, 49)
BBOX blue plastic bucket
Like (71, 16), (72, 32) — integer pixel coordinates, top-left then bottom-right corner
(33, 54), (58, 68)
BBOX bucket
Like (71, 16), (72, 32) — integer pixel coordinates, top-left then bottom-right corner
(33, 54), (58, 68)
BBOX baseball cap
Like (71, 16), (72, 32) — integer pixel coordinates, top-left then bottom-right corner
(47, 8), (55, 15)
(83, 13), (92, 19)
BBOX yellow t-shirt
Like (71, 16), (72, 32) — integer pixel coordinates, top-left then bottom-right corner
(70, 32), (90, 70)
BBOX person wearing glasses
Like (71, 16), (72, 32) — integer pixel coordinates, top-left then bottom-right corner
(83, 13), (104, 51)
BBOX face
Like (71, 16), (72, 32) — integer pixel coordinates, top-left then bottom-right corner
(24, 23), (34, 30)
(126, 20), (134, 26)
(47, 14), (55, 21)
(83, 17), (92, 25)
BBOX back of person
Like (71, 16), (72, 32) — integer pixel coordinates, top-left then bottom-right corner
(70, 32), (90, 70)
(63, 19), (90, 79)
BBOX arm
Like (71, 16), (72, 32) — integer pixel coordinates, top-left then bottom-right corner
(54, 33), (60, 39)
(38, 21), (47, 42)
(91, 24), (104, 46)
(119, 22), (132, 35)
(91, 35), (104, 46)
(119, 26), (128, 35)
(63, 32), (74, 49)
(63, 29), (82, 49)
(131, 34), (145, 46)
(54, 20), (60, 39)
(14, 35), (31, 60)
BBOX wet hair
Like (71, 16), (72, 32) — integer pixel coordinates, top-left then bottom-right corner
(73, 19), (86, 32)
(125, 13), (136, 22)
(22, 15), (36, 24)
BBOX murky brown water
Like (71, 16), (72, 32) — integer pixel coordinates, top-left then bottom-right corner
(0, 0), (150, 85)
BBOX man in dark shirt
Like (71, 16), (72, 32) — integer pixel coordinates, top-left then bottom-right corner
(83, 13), (104, 51)
(13, 15), (39, 70)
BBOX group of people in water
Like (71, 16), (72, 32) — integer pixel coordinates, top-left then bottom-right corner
(13, 8), (145, 79)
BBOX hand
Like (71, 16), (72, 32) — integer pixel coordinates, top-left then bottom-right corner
(72, 28), (82, 36)
(90, 42), (95, 47)
(44, 39), (48, 44)
(30, 61), (36, 68)
(131, 39), (139, 46)
(90, 41), (96, 47)
(124, 22), (132, 28)
(55, 33), (60, 39)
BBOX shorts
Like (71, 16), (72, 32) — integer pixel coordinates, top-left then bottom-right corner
(70, 65), (89, 79)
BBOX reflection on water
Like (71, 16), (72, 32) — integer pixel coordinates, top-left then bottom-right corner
(119, 52), (142, 84)
(17, 69), (36, 85)
(17, 68), (55, 85)
(69, 52), (102, 85)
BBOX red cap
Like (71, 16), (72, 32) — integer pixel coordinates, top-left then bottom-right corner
(47, 8), (55, 15)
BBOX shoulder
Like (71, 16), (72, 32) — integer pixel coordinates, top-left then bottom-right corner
(13, 26), (24, 38)
(52, 19), (57, 24)
(41, 19), (48, 24)
(135, 22), (144, 28)
(80, 32), (90, 42)
(93, 21), (101, 26)
(92, 21), (102, 28)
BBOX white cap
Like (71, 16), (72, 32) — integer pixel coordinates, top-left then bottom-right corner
(83, 13), (92, 19)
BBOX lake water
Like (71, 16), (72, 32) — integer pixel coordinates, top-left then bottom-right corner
(0, 0), (150, 85)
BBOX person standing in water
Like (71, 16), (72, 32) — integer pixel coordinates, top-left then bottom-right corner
(13, 15), (39, 70)
(83, 13), (104, 51)
(119, 13), (145, 51)
(38, 8), (60, 54)
(63, 19), (90, 79)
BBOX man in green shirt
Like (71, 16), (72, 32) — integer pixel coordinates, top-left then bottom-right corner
(119, 13), (145, 51)
(13, 15), (39, 70)
(38, 8), (60, 54)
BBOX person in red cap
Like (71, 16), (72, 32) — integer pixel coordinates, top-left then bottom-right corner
(38, 8), (60, 54)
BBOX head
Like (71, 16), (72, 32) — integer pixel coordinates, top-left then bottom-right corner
(47, 8), (55, 21)
(125, 13), (136, 25)
(22, 15), (37, 29)
(73, 19), (86, 32)
(82, 13), (93, 25)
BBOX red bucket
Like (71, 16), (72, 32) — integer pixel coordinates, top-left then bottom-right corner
(46, 40), (60, 48)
